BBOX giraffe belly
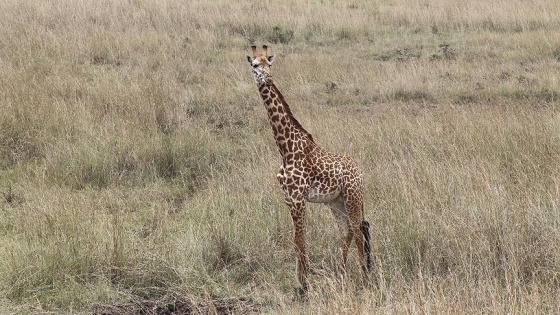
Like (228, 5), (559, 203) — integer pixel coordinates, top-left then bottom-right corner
(307, 184), (341, 204)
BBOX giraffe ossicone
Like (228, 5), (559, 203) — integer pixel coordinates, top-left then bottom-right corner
(247, 45), (371, 296)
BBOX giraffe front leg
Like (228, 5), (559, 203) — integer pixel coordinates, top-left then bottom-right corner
(290, 201), (309, 298)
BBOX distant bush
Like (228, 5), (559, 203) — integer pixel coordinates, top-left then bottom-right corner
(0, 120), (43, 169)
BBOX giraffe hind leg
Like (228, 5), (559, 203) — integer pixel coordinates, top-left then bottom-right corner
(350, 217), (368, 276)
(329, 197), (352, 272)
(343, 194), (370, 280)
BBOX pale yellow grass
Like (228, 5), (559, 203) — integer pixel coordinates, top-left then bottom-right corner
(1, 0), (560, 314)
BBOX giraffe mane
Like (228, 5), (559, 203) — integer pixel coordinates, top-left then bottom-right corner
(269, 82), (315, 143)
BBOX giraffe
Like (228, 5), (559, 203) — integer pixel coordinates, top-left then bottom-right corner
(246, 45), (372, 296)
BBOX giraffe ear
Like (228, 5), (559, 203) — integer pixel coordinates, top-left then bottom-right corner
(267, 55), (275, 65)
(246, 55), (253, 64)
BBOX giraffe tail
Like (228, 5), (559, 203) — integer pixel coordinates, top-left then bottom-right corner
(361, 220), (372, 271)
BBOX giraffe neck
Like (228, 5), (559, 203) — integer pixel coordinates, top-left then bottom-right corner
(258, 81), (315, 156)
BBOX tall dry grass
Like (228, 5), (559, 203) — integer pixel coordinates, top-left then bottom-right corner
(1, 0), (560, 313)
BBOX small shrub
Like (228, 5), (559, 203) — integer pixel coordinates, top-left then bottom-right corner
(155, 138), (179, 180)
(0, 120), (43, 168)
(267, 25), (294, 44)
(2, 186), (24, 207)
(430, 43), (457, 60)
(553, 47), (560, 61)
(392, 89), (434, 102)
(502, 88), (559, 102)
(206, 234), (244, 271)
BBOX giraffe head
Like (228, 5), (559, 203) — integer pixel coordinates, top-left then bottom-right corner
(247, 45), (275, 85)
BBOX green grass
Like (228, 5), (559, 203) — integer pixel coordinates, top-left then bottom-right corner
(1, 0), (560, 313)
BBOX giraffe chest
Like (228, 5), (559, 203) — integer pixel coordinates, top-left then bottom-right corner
(276, 154), (312, 201)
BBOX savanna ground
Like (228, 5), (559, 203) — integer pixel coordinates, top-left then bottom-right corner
(1, 0), (560, 313)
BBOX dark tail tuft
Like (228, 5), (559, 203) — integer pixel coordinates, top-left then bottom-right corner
(361, 220), (372, 271)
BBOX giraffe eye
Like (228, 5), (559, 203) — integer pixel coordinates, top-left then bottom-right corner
(252, 64), (258, 68)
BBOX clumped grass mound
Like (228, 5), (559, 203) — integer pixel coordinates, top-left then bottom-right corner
(1, 0), (560, 314)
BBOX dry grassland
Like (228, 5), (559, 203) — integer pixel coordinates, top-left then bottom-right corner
(1, 0), (560, 313)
